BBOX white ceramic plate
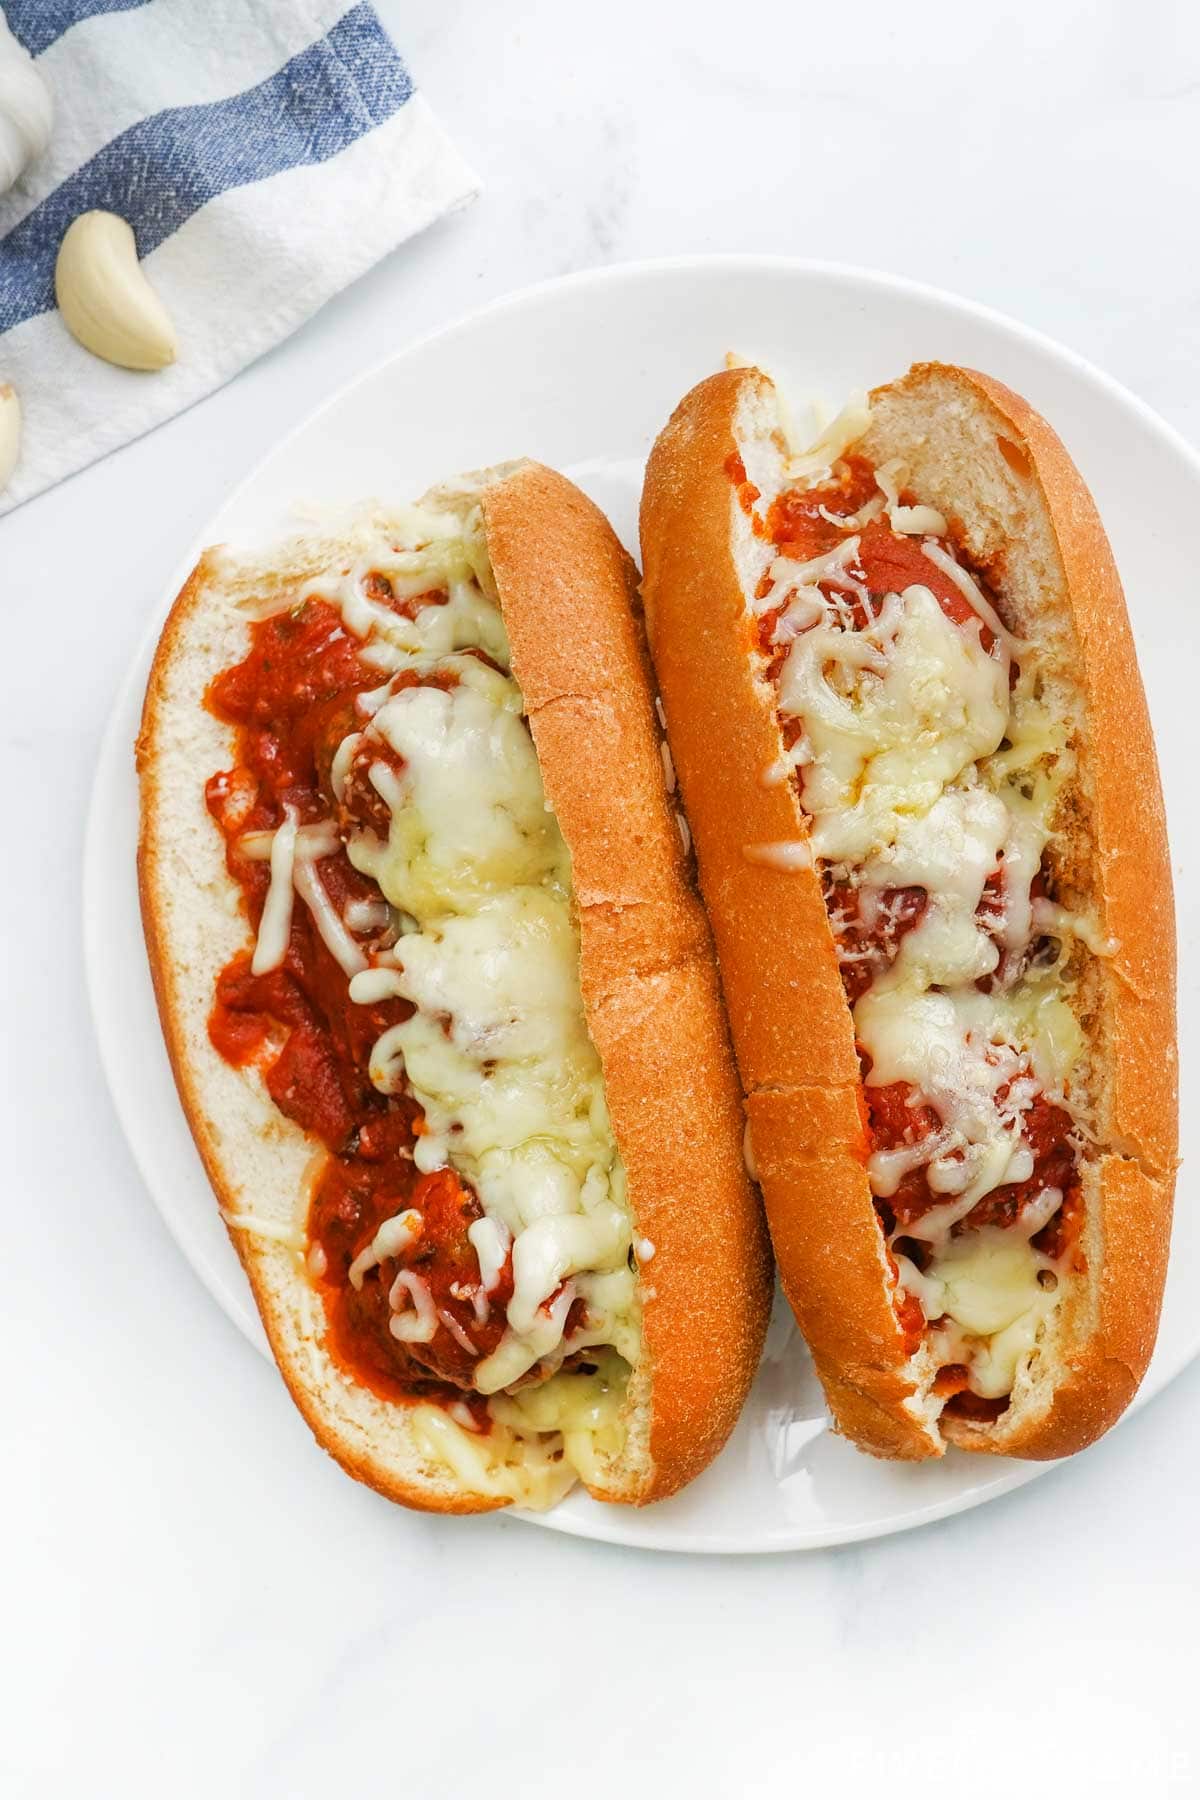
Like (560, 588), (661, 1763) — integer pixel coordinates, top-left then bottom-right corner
(86, 257), (1197, 1553)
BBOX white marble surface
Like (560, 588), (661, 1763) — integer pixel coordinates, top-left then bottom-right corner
(5, 1), (1199, 1793)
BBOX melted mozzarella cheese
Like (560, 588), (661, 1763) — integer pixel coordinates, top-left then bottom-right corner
(778, 584), (1009, 864)
(350, 662), (567, 917)
(388, 1268), (438, 1342)
(367, 893), (603, 1149)
(855, 988), (1038, 1234)
(347, 1208), (421, 1291)
(921, 541), (1023, 659)
(891, 504), (946, 535)
(754, 540), (867, 618)
(292, 858), (367, 976)
(248, 812), (368, 977)
(922, 1229), (1059, 1399)
(870, 458), (949, 536)
(301, 515), (510, 675)
(251, 805), (298, 974)
(988, 979), (1085, 1095)
(862, 786), (1009, 988)
(467, 1216), (511, 1292)
(239, 821), (340, 863)
(412, 1402), (576, 1510)
(855, 973), (1080, 1233)
(297, 504), (641, 1422)
(413, 1347), (629, 1508)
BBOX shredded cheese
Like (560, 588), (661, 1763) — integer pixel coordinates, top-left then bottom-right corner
(293, 857), (367, 977)
(467, 1216), (511, 1292)
(342, 897), (391, 934)
(920, 540), (1024, 658)
(238, 821), (340, 862)
(783, 390), (873, 483)
(221, 1208), (305, 1251)
(347, 1208), (422, 1291)
(251, 805), (298, 975)
(388, 1268), (439, 1343)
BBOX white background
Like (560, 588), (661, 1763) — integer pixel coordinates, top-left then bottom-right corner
(4, 1), (1198, 1794)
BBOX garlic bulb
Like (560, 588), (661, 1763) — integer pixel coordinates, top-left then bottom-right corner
(0, 10), (53, 196)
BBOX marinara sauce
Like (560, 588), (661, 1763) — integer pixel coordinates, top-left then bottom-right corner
(204, 585), (509, 1406)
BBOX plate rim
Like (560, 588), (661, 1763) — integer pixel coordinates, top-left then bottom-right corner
(85, 253), (1196, 1553)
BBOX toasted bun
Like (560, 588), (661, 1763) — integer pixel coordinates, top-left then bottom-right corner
(138, 462), (771, 1513)
(640, 364), (1176, 1460)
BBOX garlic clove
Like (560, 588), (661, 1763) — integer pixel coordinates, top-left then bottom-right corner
(55, 210), (178, 372)
(0, 383), (20, 494)
(0, 14), (54, 195)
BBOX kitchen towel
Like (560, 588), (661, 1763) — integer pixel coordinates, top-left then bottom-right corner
(0, 0), (479, 513)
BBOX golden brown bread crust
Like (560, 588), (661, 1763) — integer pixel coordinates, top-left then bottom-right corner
(640, 363), (1177, 1462)
(139, 462), (770, 1513)
(482, 464), (773, 1496)
(746, 1085), (928, 1459)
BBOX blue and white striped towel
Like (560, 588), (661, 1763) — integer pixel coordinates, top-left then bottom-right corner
(0, 0), (479, 513)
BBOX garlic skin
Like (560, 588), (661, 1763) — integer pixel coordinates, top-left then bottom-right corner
(55, 211), (178, 372)
(0, 12), (53, 195)
(0, 383), (19, 493)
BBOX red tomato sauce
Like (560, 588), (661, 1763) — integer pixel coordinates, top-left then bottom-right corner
(931, 1371), (1009, 1425)
(311, 1164), (515, 1397)
(750, 456), (1003, 654)
(725, 449), (761, 515)
(203, 585), (510, 1407)
(942, 1388), (1011, 1424)
(865, 1076), (1080, 1243)
(764, 453), (879, 556)
(886, 1247), (927, 1357)
(824, 879), (928, 1004)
